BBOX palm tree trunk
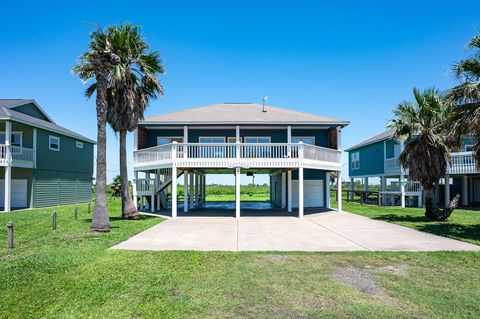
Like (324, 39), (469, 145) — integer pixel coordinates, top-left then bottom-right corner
(91, 64), (111, 232)
(423, 186), (439, 221)
(120, 130), (139, 219)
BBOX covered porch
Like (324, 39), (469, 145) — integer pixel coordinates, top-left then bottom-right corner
(134, 166), (341, 218)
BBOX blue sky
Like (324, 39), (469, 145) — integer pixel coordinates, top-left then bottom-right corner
(1, 0), (479, 184)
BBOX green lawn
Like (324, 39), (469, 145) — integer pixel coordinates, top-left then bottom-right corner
(206, 194), (270, 202)
(1, 199), (480, 318)
(331, 196), (480, 246)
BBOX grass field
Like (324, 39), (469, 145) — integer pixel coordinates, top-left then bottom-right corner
(331, 195), (480, 246)
(1, 199), (480, 318)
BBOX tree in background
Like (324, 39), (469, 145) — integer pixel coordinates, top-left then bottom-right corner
(389, 88), (458, 221)
(446, 33), (480, 163)
(73, 29), (120, 232)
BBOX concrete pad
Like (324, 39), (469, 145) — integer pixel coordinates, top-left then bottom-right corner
(112, 217), (237, 251)
(238, 217), (365, 251)
(113, 210), (480, 252)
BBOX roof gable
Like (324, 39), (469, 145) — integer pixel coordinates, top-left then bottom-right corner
(142, 103), (349, 126)
(0, 99), (54, 123)
(0, 99), (95, 143)
(345, 129), (395, 151)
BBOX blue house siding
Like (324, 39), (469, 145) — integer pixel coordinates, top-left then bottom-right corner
(348, 141), (385, 177)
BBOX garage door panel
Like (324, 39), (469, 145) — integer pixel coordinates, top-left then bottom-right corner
(0, 179), (28, 208)
(292, 180), (324, 208)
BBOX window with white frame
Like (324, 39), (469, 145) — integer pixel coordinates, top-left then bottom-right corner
(351, 151), (360, 169)
(199, 137), (226, 143)
(0, 132), (22, 147)
(0, 132), (23, 154)
(291, 136), (315, 145)
(157, 137), (183, 145)
(465, 145), (474, 152)
(76, 141), (84, 149)
(244, 136), (271, 143)
(227, 137), (242, 143)
(49, 135), (60, 151)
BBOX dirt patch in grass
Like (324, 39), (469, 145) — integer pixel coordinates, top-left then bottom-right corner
(334, 264), (410, 307)
(264, 254), (290, 262)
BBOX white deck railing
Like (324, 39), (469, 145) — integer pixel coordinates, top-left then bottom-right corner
(0, 145), (34, 167)
(448, 151), (480, 174)
(388, 181), (421, 193)
(134, 142), (341, 170)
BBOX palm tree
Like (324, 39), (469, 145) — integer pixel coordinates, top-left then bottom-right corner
(389, 88), (458, 221)
(73, 29), (120, 231)
(446, 33), (480, 164)
(84, 24), (164, 219)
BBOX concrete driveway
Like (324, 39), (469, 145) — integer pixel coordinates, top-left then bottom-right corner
(112, 211), (480, 252)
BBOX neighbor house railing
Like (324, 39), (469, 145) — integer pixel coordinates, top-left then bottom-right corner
(0, 145), (35, 167)
(448, 151), (480, 174)
(133, 142), (341, 170)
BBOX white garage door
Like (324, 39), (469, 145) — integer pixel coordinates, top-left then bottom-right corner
(0, 179), (28, 208)
(292, 180), (324, 208)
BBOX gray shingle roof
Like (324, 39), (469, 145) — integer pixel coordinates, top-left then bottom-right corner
(345, 129), (395, 151)
(0, 99), (95, 143)
(142, 103), (349, 125)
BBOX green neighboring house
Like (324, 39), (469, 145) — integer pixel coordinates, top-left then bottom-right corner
(0, 99), (95, 211)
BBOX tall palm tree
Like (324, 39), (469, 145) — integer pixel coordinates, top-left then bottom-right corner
(106, 24), (164, 219)
(389, 88), (458, 221)
(82, 24), (164, 219)
(72, 29), (120, 231)
(446, 33), (480, 164)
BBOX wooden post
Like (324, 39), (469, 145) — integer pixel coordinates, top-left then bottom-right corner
(74, 207), (78, 220)
(7, 221), (14, 249)
(52, 212), (57, 230)
(377, 192), (381, 207)
(87, 202), (91, 214)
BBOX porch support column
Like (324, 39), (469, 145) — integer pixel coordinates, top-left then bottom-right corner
(400, 140), (405, 208)
(287, 170), (292, 212)
(184, 171), (189, 213)
(133, 171), (138, 209)
(349, 177), (354, 200)
(235, 167), (241, 218)
(462, 175), (469, 206)
(171, 167), (178, 218)
(326, 172), (331, 208)
(183, 126), (188, 144)
(337, 171), (342, 211)
(298, 167), (304, 218)
(236, 125), (240, 142)
(4, 121), (11, 212)
(363, 177), (368, 191)
(281, 171), (286, 208)
(380, 176), (387, 205)
(150, 173), (154, 213)
(189, 172), (194, 208)
(445, 174), (450, 208)
(195, 172), (199, 206)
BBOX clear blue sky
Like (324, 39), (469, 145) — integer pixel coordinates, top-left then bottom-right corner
(1, 0), (479, 184)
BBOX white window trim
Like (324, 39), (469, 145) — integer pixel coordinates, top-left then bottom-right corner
(227, 137), (242, 143)
(244, 136), (272, 143)
(157, 136), (183, 145)
(76, 141), (84, 149)
(0, 131), (23, 147)
(351, 151), (360, 170)
(199, 136), (226, 143)
(464, 144), (474, 152)
(291, 136), (315, 145)
(49, 135), (60, 151)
